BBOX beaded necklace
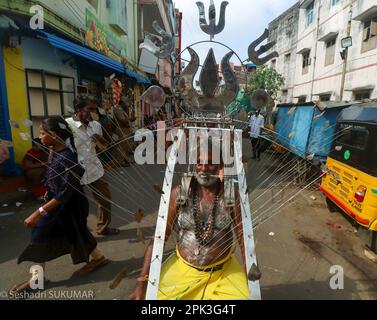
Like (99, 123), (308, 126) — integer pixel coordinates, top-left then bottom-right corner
(192, 182), (220, 246)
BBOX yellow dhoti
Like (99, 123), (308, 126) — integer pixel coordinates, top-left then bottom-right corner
(157, 249), (250, 300)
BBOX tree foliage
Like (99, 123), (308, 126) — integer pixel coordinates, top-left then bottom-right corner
(246, 65), (285, 100)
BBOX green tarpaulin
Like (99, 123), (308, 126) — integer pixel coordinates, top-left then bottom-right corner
(226, 89), (254, 115)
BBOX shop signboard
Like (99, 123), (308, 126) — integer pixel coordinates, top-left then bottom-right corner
(85, 9), (127, 60)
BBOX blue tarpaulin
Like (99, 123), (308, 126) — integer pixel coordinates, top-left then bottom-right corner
(275, 104), (314, 158)
(275, 102), (352, 161)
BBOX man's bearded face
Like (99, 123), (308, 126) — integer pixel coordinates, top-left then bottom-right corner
(195, 152), (221, 187)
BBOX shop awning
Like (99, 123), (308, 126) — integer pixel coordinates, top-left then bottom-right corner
(39, 31), (150, 84)
(125, 69), (151, 84)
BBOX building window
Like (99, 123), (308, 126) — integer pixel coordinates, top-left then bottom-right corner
(302, 51), (311, 74)
(306, 2), (314, 27)
(298, 96), (306, 103)
(325, 38), (336, 66)
(271, 59), (276, 69)
(319, 94), (331, 101)
(354, 90), (371, 101)
(25, 69), (76, 138)
(285, 53), (291, 63)
(87, 0), (98, 11)
(286, 17), (294, 36)
(361, 17), (377, 53)
(331, 0), (340, 6)
(107, 0), (128, 35)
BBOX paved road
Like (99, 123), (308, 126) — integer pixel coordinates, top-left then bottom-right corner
(0, 139), (377, 300)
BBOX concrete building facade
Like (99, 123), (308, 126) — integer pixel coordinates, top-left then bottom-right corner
(0, 0), (179, 174)
(267, 0), (377, 104)
(267, 2), (300, 103)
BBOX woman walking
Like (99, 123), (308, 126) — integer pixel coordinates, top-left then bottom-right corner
(10, 117), (109, 295)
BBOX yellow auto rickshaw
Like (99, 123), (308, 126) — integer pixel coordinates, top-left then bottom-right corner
(320, 103), (377, 251)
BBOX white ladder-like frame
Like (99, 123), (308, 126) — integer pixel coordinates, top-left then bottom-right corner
(146, 129), (184, 300)
(233, 129), (261, 300)
(146, 127), (261, 300)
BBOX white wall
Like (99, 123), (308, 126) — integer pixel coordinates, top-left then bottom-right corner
(22, 37), (78, 81)
(37, 0), (138, 65)
(344, 0), (377, 100)
(267, 3), (300, 104)
(311, 0), (348, 101)
(38, 0), (91, 30)
(293, 1), (319, 101)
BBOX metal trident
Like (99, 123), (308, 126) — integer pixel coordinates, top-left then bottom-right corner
(248, 28), (279, 66)
(196, 0), (228, 40)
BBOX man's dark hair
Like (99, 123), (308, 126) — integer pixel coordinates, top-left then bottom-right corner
(73, 95), (97, 112)
(41, 117), (76, 152)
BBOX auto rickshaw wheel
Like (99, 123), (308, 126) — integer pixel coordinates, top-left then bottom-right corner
(326, 197), (338, 213)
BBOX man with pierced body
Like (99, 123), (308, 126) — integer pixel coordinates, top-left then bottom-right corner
(129, 146), (250, 300)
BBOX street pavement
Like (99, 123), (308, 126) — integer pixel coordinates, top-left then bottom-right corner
(0, 139), (377, 300)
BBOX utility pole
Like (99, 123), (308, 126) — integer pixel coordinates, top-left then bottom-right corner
(339, 2), (353, 101)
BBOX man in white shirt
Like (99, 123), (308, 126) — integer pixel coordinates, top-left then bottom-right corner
(66, 96), (119, 236)
(248, 109), (264, 161)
